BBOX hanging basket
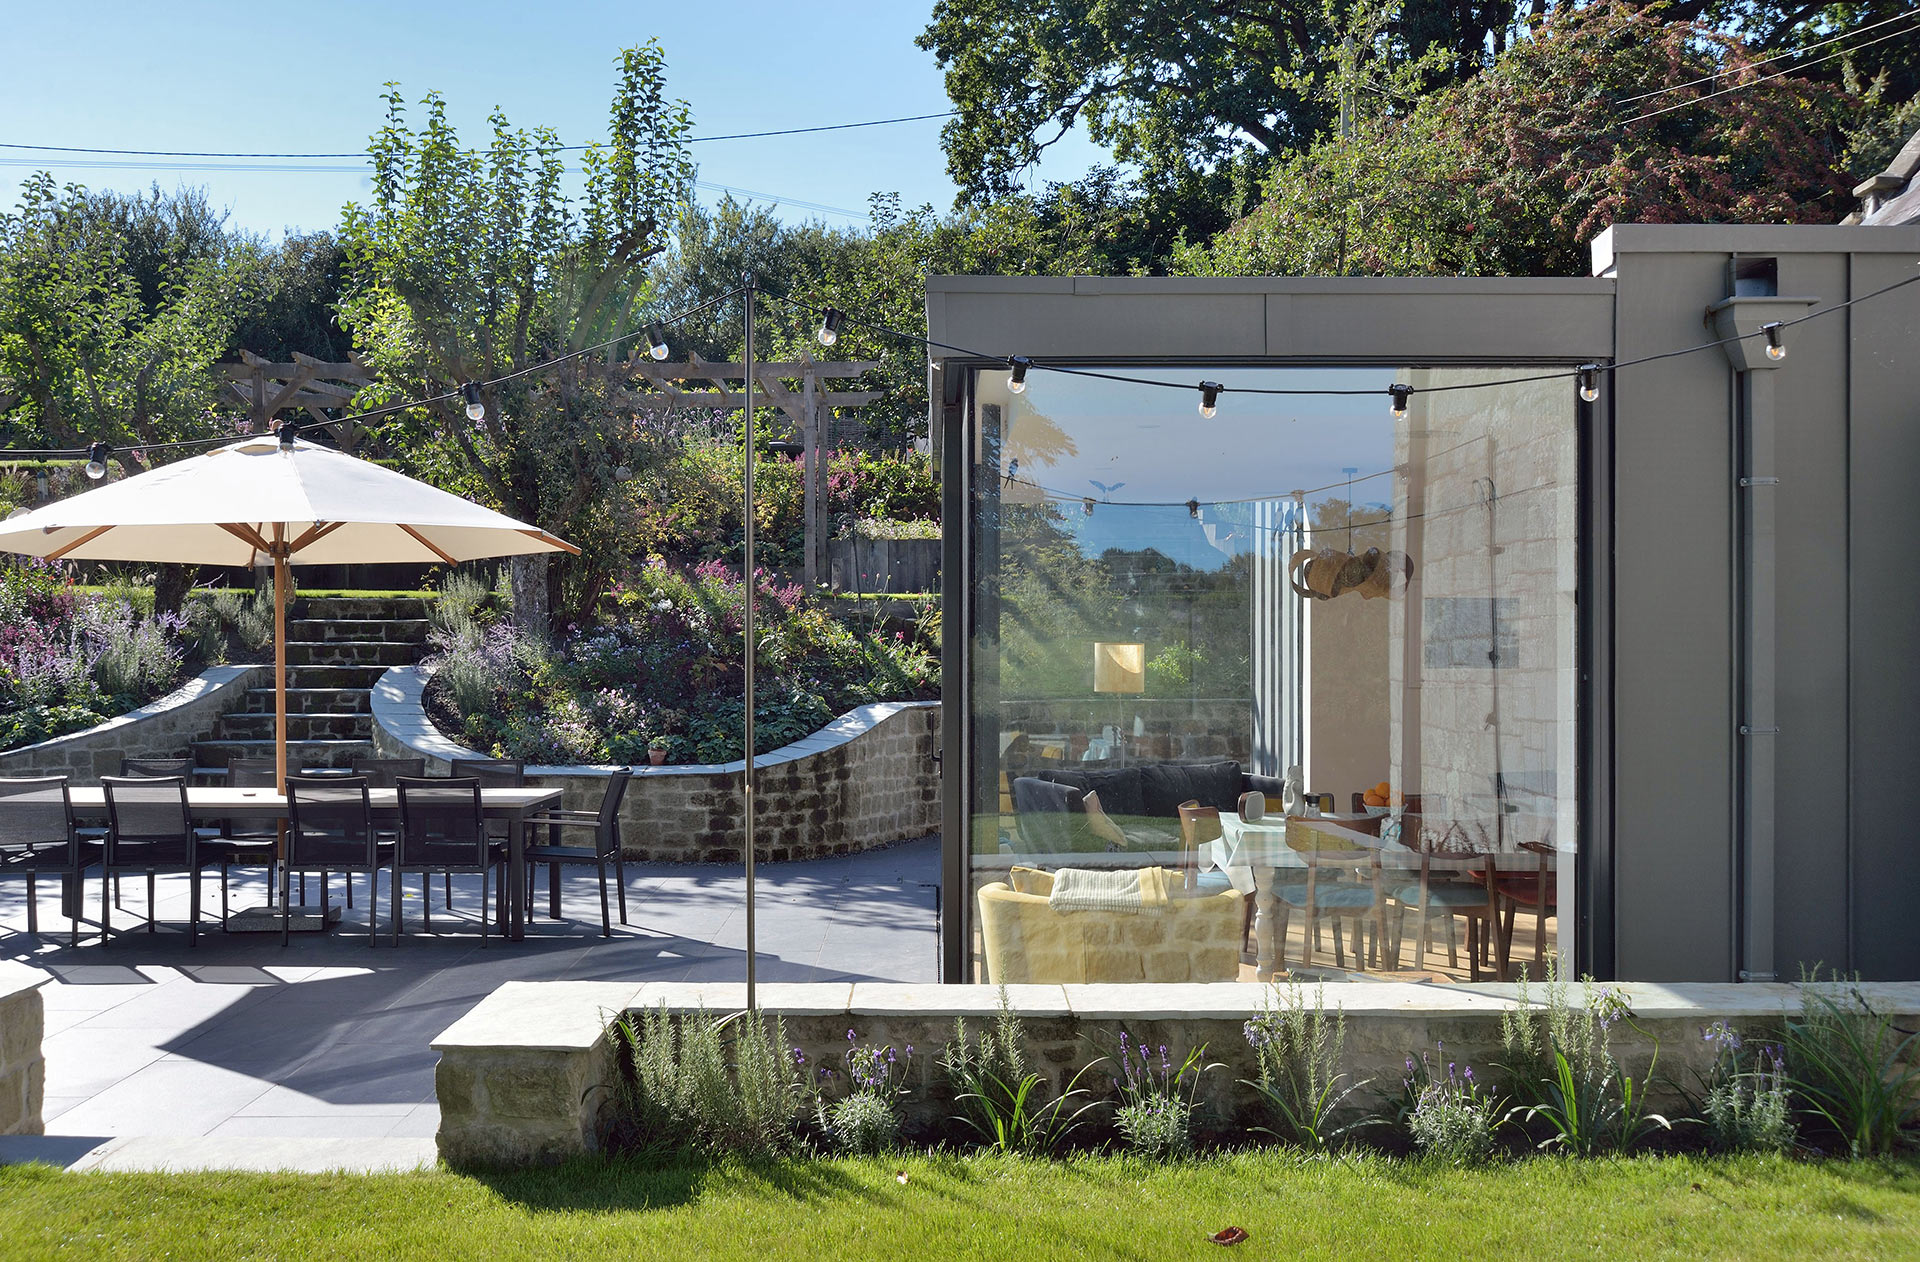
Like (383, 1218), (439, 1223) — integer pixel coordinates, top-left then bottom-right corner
(1288, 546), (1414, 601)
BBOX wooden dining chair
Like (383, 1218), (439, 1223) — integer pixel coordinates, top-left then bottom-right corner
(1494, 837), (1558, 979)
(1280, 818), (1388, 972)
(1177, 800), (1254, 953)
(1384, 815), (1498, 980)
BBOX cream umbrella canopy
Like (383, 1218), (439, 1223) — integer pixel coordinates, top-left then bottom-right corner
(0, 432), (577, 787)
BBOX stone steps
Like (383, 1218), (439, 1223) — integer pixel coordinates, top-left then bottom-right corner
(219, 711), (372, 741)
(284, 640), (419, 668)
(194, 738), (371, 769)
(274, 663), (392, 690)
(286, 617), (431, 644)
(300, 596), (433, 622)
(242, 687), (372, 715)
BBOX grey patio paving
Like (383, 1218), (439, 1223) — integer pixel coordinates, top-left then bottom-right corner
(0, 837), (938, 1147)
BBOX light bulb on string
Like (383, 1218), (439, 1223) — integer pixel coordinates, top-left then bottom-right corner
(277, 421), (299, 450)
(1187, 498), (1200, 519)
(644, 323), (670, 361)
(1198, 381), (1223, 419)
(461, 382), (485, 422)
(817, 307), (843, 347)
(1388, 384), (1412, 419)
(83, 441), (111, 480)
(1577, 364), (1600, 403)
(1007, 357), (1030, 394)
(1082, 497), (1095, 516)
(1762, 322), (1786, 361)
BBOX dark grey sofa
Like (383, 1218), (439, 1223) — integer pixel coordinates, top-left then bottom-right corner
(1009, 760), (1282, 853)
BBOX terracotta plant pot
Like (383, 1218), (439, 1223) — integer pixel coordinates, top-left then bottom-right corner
(648, 748), (668, 766)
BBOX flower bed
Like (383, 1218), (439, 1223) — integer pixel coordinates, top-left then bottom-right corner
(425, 560), (937, 765)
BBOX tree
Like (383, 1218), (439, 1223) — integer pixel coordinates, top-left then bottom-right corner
(0, 172), (235, 460)
(1171, 2), (1857, 279)
(918, 0), (1525, 204)
(337, 43), (695, 629)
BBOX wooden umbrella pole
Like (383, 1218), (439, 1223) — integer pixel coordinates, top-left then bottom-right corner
(273, 527), (289, 794)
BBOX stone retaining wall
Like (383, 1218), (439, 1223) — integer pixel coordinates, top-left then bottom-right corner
(0, 665), (266, 782)
(371, 665), (940, 863)
(0, 963), (49, 1136)
(430, 978), (1920, 1167)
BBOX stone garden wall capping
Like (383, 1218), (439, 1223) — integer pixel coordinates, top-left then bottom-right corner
(0, 962), (50, 1136)
(0, 665), (267, 782)
(430, 979), (1920, 1168)
(371, 665), (940, 863)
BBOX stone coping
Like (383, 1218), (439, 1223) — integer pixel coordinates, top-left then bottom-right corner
(0, 962), (50, 1005)
(432, 979), (1920, 1055)
(0, 664), (264, 759)
(374, 663), (938, 777)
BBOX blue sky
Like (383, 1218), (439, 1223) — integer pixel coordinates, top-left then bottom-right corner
(0, 0), (1107, 237)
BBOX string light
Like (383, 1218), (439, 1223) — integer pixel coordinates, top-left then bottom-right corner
(1007, 356), (1031, 394)
(1388, 384), (1412, 419)
(461, 382), (485, 422)
(644, 323), (670, 361)
(277, 420), (299, 450)
(83, 442), (110, 480)
(1578, 365), (1600, 402)
(1762, 322), (1786, 361)
(1187, 498), (1200, 518)
(1198, 382), (1223, 419)
(817, 307), (843, 347)
(1082, 496), (1095, 516)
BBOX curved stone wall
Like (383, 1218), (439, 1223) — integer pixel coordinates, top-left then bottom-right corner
(371, 665), (940, 863)
(0, 665), (266, 782)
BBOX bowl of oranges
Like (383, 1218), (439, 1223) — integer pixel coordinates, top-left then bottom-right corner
(1360, 781), (1398, 817)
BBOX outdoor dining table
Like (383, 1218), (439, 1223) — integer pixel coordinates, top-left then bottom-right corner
(1202, 812), (1415, 979)
(65, 784), (564, 942)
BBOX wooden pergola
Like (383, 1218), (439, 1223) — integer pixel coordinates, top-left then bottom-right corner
(221, 351), (375, 451)
(625, 351), (881, 589)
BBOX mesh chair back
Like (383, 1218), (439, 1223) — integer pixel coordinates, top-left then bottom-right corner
(350, 757), (426, 788)
(228, 757), (278, 788)
(100, 776), (192, 865)
(121, 756), (194, 779)
(0, 776), (76, 859)
(396, 777), (487, 868)
(589, 769), (633, 859)
(450, 758), (525, 788)
(286, 776), (377, 870)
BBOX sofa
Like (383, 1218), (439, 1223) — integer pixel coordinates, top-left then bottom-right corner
(977, 866), (1246, 983)
(1009, 759), (1283, 853)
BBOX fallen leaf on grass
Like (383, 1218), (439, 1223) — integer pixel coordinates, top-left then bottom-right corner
(1210, 1227), (1248, 1246)
(896, 1172), (909, 1184)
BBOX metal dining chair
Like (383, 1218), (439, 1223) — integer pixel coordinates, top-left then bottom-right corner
(522, 769), (633, 937)
(105, 755), (198, 909)
(341, 758), (426, 909)
(0, 775), (84, 947)
(447, 758), (524, 910)
(99, 775), (218, 945)
(284, 776), (384, 948)
(392, 777), (505, 946)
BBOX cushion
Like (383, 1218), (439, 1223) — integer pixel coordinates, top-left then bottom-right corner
(1140, 760), (1244, 816)
(1035, 767), (1144, 818)
(1081, 790), (1129, 850)
(1008, 866), (1055, 895)
(1011, 777), (1091, 852)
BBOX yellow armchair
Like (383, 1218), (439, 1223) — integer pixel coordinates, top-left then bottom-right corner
(977, 867), (1246, 983)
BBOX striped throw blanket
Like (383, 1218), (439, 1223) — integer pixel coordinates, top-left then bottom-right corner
(1047, 866), (1171, 915)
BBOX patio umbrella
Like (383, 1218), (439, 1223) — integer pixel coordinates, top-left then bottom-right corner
(0, 432), (576, 787)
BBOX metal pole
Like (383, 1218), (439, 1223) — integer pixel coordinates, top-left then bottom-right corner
(272, 527), (289, 794)
(742, 275), (758, 1011)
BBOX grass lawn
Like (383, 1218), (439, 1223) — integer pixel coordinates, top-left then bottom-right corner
(2, 1152), (1917, 1260)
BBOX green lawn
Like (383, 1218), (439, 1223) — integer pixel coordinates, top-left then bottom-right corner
(3, 1152), (1917, 1261)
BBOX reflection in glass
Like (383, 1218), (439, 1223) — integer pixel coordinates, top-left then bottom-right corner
(967, 365), (1577, 987)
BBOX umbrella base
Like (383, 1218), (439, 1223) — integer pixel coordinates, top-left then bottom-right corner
(226, 904), (344, 934)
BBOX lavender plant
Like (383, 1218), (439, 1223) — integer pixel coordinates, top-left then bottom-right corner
(815, 1030), (914, 1155)
(1241, 980), (1370, 1152)
(1109, 1031), (1221, 1160)
(1402, 1046), (1502, 1164)
(1499, 962), (1671, 1154)
(1697, 1020), (1794, 1153)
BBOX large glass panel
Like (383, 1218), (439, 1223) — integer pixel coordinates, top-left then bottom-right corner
(967, 365), (1576, 985)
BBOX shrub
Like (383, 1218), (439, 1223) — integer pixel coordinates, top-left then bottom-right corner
(1782, 973), (1920, 1156)
(604, 1004), (807, 1159)
(1402, 1047), (1502, 1164)
(940, 987), (1101, 1154)
(1499, 961), (1670, 1155)
(1110, 1031), (1219, 1160)
(1697, 1020), (1795, 1154)
(1241, 980), (1368, 1152)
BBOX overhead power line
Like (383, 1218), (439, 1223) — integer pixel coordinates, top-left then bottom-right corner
(1613, 7), (1920, 106)
(1618, 21), (1920, 125)
(0, 110), (957, 161)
